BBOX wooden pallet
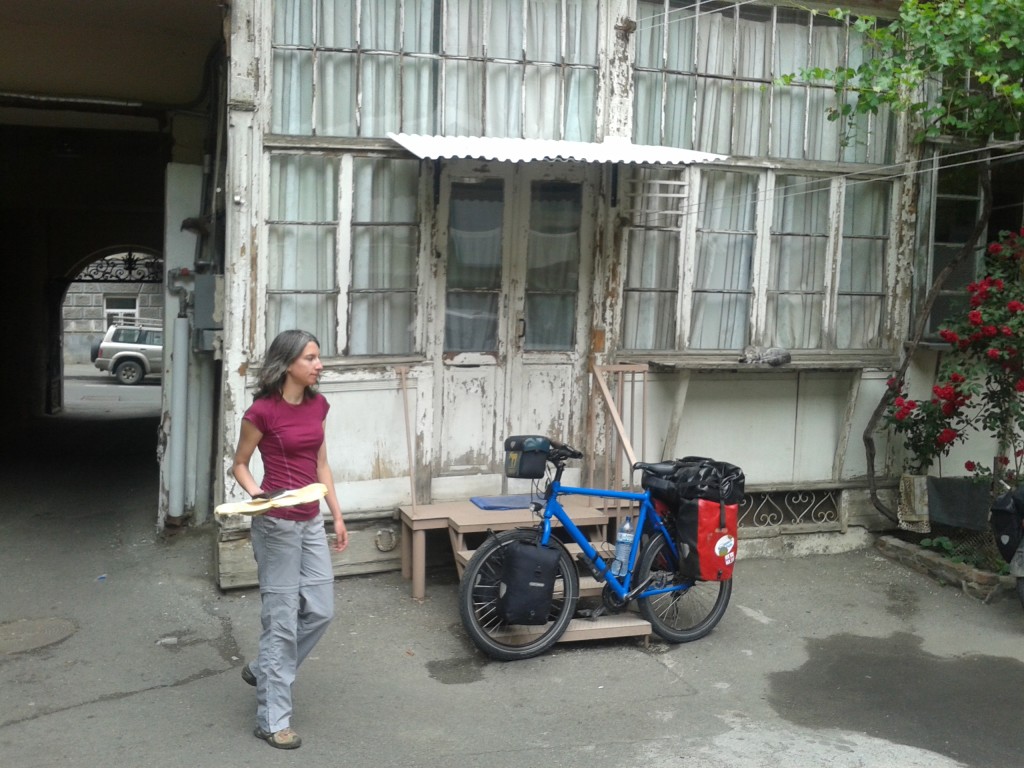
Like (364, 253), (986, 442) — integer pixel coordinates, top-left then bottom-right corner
(457, 540), (652, 644)
(486, 613), (652, 645)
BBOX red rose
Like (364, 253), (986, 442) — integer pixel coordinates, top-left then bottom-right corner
(965, 461), (976, 472)
(968, 310), (983, 326)
(937, 428), (958, 445)
(988, 348), (1002, 360)
(989, 243), (1004, 255)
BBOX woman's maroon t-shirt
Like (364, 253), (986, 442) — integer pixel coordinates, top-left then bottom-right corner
(243, 393), (329, 521)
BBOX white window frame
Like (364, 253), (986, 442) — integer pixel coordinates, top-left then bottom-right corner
(268, 0), (602, 140)
(265, 150), (426, 360)
(620, 165), (898, 358)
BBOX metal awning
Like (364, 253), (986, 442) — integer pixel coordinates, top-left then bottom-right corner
(387, 133), (727, 166)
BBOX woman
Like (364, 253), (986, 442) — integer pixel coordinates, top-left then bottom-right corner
(232, 329), (348, 750)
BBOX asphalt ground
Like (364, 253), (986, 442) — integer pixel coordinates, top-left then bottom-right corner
(3, 394), (1024, 768)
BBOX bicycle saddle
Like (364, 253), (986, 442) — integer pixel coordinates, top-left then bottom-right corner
(633, 461), (678, 478)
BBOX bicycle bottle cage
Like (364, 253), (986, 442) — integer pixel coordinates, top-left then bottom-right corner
(504, 435), (551, 479)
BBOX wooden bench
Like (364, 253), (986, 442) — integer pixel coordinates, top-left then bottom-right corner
(398, 496), (610, 601)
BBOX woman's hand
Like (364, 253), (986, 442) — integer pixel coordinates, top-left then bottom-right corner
(332, 518), (349, 553)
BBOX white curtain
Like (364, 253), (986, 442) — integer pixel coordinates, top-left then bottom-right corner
(690, 172), (755, 350)
(446, 181), (504, 352)
(348, 158), (420, 355)
(633, 3), (873, 161)
(623, 228), (679, 349)
(267, 155), (339, 353)
(768, 176), (830, 348)
(272, 0), (314, 135)
(837, 180), (889, 348)
(525, 186), (581, 350)
(622, 171), (686, 350)
(273, 0), (596, 139)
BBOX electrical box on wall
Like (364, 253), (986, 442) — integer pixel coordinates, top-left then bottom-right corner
(192, 274), (223, 352)
(193, 274), (222, 330)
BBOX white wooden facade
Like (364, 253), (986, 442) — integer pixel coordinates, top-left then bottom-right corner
(217, 0), (912, 580)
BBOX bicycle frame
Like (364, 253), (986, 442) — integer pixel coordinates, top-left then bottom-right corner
(535, 469), (684, 602)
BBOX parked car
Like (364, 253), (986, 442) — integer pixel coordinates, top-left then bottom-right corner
(93, 323), (163, 385)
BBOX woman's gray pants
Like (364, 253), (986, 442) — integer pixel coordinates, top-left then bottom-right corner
(249, 515), (335, 733)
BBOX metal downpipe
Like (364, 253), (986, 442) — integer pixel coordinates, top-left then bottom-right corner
(167, 313), (190, 522)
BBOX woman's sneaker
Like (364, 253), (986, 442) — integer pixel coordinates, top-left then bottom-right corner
(240, 663), (256, 686)
(254, 726), (301, 749)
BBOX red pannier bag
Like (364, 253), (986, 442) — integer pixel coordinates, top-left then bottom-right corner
(674, 497), (738, 582)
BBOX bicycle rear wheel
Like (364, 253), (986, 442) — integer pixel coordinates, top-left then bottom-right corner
(636, 533), (732, 643)
(458, 527), (579, 661)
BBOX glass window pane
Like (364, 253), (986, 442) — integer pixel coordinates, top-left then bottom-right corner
(348, 158), (421, 356)
(447, 180), (503, 289)
(768, 176), (829, 348)
(349, 293), (415, 355)
(623, 291), (677, 350)
(319, 0), (355, 47)
(358, 56), (401, 136)
(272, 51), (314, 135)
(626, 229), (678, 288)
(446, 179), (503, 353)
(361, 0), (401, 48)
(353, 158), (420, 223)
(317, 53), (358, 136)
(444, 294), (499, 352)
(267, 294), (337, 356)
(273, 0), (314, 45)
(268, 225), (337, 290)
(490, 0), (524, 58)
(525, 182), (580, 350)
(270, 155), (337, 222)
(690, 171), (756, 350)
(352, 227), (418, 289)
(525, 295), (574, 350)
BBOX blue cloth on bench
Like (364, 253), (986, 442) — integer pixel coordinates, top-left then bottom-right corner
(470, 494), (535, 511)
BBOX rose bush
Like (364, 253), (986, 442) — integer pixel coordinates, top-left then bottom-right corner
(884, 229), (1024, 480)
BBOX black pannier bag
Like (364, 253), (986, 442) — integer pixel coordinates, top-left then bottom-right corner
(671, 456), (745, 505)
(497, 540), (560, 625)
(990, 486), (1024, 561)
(504, 435), (552, 479)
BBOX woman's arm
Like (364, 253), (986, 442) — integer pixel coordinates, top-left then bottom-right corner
(317, 435), (348, 553)
(231, 419), (266, 498)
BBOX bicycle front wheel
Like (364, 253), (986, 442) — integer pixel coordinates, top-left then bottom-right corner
(636, 533), (732, 643)
(458, 528), (579, 661)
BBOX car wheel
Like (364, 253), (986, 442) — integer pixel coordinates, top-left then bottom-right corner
(90, 340), (101, 363)
(114, 360), (144, 385)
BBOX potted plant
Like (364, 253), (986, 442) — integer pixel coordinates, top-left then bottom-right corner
(884, 229), (1024, 526)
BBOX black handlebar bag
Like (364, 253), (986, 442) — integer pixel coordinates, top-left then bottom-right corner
(497, 540), (560, 625)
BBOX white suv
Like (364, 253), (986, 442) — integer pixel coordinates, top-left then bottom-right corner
(92, 323), (164, 385)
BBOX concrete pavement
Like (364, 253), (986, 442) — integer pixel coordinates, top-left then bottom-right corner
(3, 407), (1024, 768)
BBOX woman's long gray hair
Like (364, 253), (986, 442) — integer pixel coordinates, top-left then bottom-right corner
(253, 329), (320, 401)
